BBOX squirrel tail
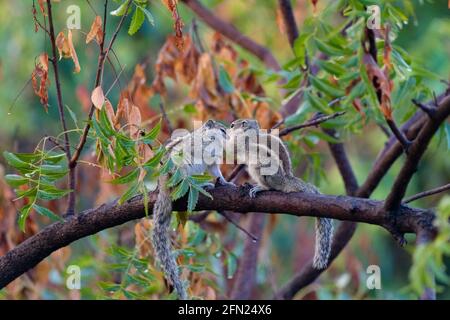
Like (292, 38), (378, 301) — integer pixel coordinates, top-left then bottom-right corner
(312, 217), (333, 269)
(151, 174), (188, 300)
(291, 178), (333, 270)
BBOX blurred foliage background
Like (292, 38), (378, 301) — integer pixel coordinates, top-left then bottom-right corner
(0, 0), (449, 300)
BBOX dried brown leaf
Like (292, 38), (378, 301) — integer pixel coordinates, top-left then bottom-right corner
(91, 86), (105, 110)
(68, 30), (81, 73)
(128, 105), (142, 139)
(86, 15), (103, 44)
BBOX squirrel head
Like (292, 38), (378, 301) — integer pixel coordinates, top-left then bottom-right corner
(229, 119), (259, 135)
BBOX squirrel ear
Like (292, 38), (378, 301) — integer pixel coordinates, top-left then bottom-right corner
(204, 119), (214, 128)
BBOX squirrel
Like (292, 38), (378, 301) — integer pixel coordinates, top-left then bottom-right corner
(152, 120), (233, 299)
(227, 119), (333, 269)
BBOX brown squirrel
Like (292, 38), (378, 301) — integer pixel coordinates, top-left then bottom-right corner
(227, 119), (333, 269)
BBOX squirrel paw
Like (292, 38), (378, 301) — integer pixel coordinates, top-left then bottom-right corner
(215, 178), (236, 187)
(202, 182), (216, 190)
(249, 185), (264, 198)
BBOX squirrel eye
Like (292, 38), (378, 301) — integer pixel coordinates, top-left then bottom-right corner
(230, 123), (234, 128)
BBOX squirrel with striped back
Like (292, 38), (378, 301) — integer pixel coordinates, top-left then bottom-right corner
(152, 120), (233, 299)
(227, 119), (333, 269)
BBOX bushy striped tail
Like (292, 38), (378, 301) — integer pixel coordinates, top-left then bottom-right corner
(303, 182), (333, 270)
(151, 175), (188, 299)
(313, 217), (334, 269)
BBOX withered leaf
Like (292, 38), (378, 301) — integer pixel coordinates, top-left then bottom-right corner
(31, 53), (49, 111)
(91, 86), (105, 110)
(68, 30), (81, 73)
(86, 15), (103, 44)
(128, 105), (142, 139)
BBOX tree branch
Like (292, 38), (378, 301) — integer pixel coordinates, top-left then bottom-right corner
(46, 0), (75, 216)
(230, 213), (265, 299)
(403, 183), (450, 204)
(0, 185), (434, 289)
(384, 95), (450, 211)
(278, 111), (345, 136)
(181, 0), (280, 71)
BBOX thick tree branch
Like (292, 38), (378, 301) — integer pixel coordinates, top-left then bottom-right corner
(181, 0), (280, 71)
(0, 185), (434, 289)
(384, 95), (450, 211)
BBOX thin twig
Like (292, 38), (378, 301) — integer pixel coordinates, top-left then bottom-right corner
(403, 183), (450, 204)
(279, 111), (345, 136)
(46, 136), (66, 153)
(46, 0), (75, 215)
(412, 99), (436, 118)
(219, 211), (258, 241)
(159, 102), (174, 134)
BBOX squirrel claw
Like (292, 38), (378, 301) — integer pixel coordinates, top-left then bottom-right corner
(202, 182), (215, 190)
(215, 178), (236, 187)
(249, 186), (263, 198)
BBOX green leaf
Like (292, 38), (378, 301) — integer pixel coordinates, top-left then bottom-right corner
(141, 120), (161, 143)
(40, 164), (67, 175)
(44, 153), (66, 164)
(32, 204), (63, 222)
(128, 7), (145, 35)
(99, 282), (122, 292)
(139, 6), (154, 26)
(111, 1), (130, 16)
(167, 169), (183, 187)
(65, 104), (78, 127)
(187, 187), (199, 212)
(191, 183), (213, 199)
(118, 182), (140, 204)
(143, 148), (164, 169)
(109, 168), (140, 184)
(316, 60), (346, 77)
(293, 34), (310, 69)
(310, 76), (345, 97)
(37, 188), (71, 201)
(218, 66), (235, 94)
(305, 92), (332, 114)
(92, 118), (110, 145)
(171, 179), (189, 201)
(5, 174), (28, 188)
(18, 204), (33, 232)
(190, 174), (212, 184)
(99, 108), (116, 136)
(3, 151), (31, 169)
(315, 39), (351, 56)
